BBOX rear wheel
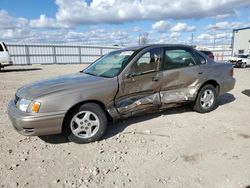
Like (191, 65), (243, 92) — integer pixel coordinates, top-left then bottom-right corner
(193, 84), (218, 113)
(64, 103), (107, 144)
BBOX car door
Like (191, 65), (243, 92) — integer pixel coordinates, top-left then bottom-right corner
(115, 47), (163, 115)
(160, 47), (202, 105)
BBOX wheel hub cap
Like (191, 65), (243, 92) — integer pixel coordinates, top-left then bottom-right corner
(200, 89), (215, 109)
(70, 111), (100, 139)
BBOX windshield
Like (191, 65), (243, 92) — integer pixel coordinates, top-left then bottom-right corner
(83, 50), (135, 78)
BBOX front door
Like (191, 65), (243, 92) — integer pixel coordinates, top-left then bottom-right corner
(115, 48), (163, 115)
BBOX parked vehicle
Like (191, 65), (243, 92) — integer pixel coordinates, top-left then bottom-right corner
(228, 54), (250, 68)
(199, 50), (215, 60)
(8, 44), (235, 143)
(0, 42), (12, 70)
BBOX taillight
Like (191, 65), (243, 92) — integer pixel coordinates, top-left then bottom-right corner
(209, 54), (214, 60)
(230, 68), (234, 77)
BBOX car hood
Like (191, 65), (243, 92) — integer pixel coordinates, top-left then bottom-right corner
(16, 73), (108, 100)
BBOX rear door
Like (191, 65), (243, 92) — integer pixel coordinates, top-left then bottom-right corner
(115, 47), (163, 115)
(160, 47), (202, 105)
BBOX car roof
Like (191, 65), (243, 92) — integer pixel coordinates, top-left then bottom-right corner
(120, 44), (193, 51)
(199, 50), (212, 52)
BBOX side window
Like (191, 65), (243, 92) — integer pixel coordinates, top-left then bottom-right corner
(130, 48), (162, 75)
(163, 48), (196, 70)
(0, 44), (4, 52)
(196, 53), (206, 64)
(238, 49), (244, 54)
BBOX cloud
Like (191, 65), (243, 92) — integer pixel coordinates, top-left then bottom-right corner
(197, 32), (232, 41)
(0, 10), (132, 45)
(152, 20), (170, 32)
(1, 0), (249, 47)
(29, 14), (70, 29)
(0, 10), (33, 41)
(0, 10), (28, 29)
(197, 33), (213, 40)
(170, 32), (181, 38)
(54, 0), (250, 25)
(171, 23), (195, 32)
(206, 21), (244, 30)
(211, 12), (238, 19)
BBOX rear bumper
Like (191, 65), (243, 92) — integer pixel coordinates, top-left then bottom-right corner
(8, 100), (65, 136)
(219, 77), (236, 96)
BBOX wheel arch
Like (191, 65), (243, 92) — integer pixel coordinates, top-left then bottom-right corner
(62, 100), (113, 132)
(196, 80), (220, 98)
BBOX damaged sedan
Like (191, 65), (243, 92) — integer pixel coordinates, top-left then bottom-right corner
(8, 44), (235, 143)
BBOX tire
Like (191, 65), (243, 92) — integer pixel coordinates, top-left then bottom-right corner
(236, 61), (241, 68)
(193, 84), (218, 113)
(241, 63), (247, 68)
(64, 103), (107, 144)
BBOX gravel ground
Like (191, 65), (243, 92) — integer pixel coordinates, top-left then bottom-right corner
(0, 64), (250, 188)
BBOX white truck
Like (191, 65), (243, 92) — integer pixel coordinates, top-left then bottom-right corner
(0, 42), (13, 70)
(228, 54), (250, 68)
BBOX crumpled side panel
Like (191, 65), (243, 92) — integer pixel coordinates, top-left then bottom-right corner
(116, 93), (161, 114)
(160, 86), (198, 104)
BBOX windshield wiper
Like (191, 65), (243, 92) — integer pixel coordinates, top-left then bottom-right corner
(83, 71), (97, 77)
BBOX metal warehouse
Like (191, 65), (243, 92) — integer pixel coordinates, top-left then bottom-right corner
(232, 27), (250, 55)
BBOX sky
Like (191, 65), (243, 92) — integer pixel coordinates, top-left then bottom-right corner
(0, 0), (250, 47)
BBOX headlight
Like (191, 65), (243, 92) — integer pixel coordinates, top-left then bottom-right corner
(17, 99), (31, 112)
(17, 98), (41, 113)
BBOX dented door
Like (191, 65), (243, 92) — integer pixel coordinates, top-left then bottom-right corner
(115, 48), (163, 115)
(160, 48), (202, 105)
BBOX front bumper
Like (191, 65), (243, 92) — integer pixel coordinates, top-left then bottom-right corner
(0, 61), (13, 67)
(8, 100), (65, 136)
(229, 61), (243, 67)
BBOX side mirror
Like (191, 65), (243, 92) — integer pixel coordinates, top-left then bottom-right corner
(125, 72), (141, 78)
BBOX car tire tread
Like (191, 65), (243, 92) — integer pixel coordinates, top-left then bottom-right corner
(64, 103), (107, 144)
(193, 84), (218, 113)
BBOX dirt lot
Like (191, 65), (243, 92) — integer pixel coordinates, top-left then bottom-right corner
(0, 64), (250, 188)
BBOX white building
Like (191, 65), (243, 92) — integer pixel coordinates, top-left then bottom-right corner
(232, 27), (250, 55)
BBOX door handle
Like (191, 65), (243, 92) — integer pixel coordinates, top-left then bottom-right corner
(152, 77), (159, 82)
(198, 72), (203, 75)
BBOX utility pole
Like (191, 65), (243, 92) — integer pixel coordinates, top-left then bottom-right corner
(138, 31), (141, 45)
(213, 26), (219, 50)
(191, 33), (194, 46)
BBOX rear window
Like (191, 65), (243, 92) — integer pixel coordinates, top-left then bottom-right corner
(2, 42), (8, 51)
(0, 44), (4, 52)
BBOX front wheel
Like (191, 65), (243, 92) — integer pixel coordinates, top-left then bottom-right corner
(193, 84), (218, 113)
(64, 103), (107, 144)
